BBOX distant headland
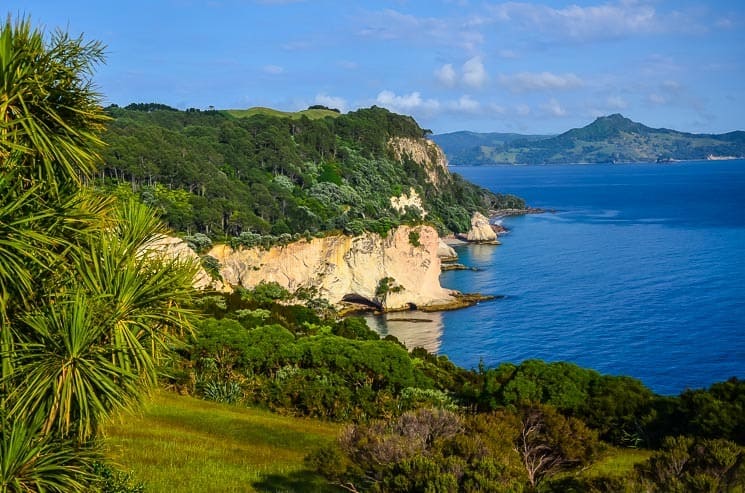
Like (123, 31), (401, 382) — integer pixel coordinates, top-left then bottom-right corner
(432, 114), (745, 165)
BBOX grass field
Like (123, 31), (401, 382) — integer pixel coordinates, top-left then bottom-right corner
(223, 107), (341, 120)
(582, 447), (652, 478)
(103, 392), (342, 493)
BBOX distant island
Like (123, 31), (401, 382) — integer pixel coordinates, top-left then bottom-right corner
(432, 114), (745, 165)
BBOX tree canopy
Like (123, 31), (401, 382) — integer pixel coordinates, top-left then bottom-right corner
(98, 104), (523, 238)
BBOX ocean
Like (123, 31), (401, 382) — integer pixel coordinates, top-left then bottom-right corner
(366, 160), (745, 395)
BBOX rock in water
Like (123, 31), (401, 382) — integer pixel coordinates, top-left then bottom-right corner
(437, 239), (458, 262)
(466, 212), (499, 243)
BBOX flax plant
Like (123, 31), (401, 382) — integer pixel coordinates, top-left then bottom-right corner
(0, 15), (197, 491)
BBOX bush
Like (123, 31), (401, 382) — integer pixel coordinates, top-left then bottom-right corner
(92, 461), (145, 493)
(202, 380), (243, 404)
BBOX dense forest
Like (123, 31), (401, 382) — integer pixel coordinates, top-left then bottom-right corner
(98, 104), (524, 239)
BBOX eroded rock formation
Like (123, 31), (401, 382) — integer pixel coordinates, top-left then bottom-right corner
(202, 225), (459, 311)
(437, 239), (458, 262)
(466, 212), (499, 244)
(387, 137), (449, 188)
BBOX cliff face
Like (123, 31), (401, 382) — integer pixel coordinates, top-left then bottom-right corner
(387, 137), (449, 187)
(206, 225), (457, 311)
(141, 235), (219, 290)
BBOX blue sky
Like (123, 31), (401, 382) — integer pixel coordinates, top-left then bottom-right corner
(8, 0), (745, 134)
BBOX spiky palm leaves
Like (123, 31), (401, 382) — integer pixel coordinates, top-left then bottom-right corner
(1, 16), (197, 491)
(0, 417), (97, 493)
(0, 15), (107, 192)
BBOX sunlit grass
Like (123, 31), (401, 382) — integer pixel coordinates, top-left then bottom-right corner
(103, 391), (341, 492)
(585, 447), (652, 478)
(223, 107), (341, 120)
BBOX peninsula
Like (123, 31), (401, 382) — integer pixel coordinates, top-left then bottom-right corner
(432, 114), (745, 165)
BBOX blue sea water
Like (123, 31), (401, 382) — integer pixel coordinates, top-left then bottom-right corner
(369, 160), (745, 395)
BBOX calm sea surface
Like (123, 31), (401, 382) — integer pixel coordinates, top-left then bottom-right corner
(367, 160), (745, 395)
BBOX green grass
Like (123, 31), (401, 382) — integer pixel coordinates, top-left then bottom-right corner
(582, 447), (652, 478)
(103, 391), (342, 492)
(223, 107), (341, 120)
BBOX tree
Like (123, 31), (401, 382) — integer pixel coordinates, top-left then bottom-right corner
(1, 15), (196, 490)
(515, 405), (599, 489)
(636, 436), (745, 492)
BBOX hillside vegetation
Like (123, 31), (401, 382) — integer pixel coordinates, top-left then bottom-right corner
(104, 392), (340, 493)
(434, 114), (745, 164)
(99, 103), (523, 238)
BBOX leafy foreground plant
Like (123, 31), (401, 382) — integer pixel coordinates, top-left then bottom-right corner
(1, 15), (196, 491)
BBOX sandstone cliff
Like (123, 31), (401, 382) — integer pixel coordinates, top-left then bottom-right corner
(202, 225), (458, 311)
(387, 137), (449, 188)
(141, 235), (219, 290)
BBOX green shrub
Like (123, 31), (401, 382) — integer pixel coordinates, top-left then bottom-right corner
(408, 230), (421, 247)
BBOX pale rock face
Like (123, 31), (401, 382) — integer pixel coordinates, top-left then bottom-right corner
(206, 225), (456, 311)
(466, 212), (498, 242)
(437, 239), (458, 261)
(390, 187), (427, 218)
(139, 235), (219, 290)
(387, 137), (449, 187)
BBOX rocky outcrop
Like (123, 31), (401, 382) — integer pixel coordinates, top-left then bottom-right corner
(466, 212), (500, 244)
(390, 187), (427, 218)
(205, 225), (459, 312)
(437, 239), (458, 262)
(388, 137), (449, 188)
(140, 235), (219, 290)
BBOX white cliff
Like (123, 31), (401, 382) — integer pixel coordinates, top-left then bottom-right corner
(437, 239), (458, 262)
(204, 225), (459, 311)
(466, 212), (499, 244)
(387, 137), (449, 188)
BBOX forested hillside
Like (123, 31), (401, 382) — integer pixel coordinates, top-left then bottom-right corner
(99, 104), (523, 238)
(434, 114), (745, 165)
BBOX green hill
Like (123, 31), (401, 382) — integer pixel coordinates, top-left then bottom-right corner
(430, 130), (553, 165)
(433, 114), (745, 164)
(223, 106), (342, 120)
(100, 104), (523, 239)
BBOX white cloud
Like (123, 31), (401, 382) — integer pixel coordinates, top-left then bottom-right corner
(487, 1), (661, 42)
(497, 49), (519, 59)
(606, 96), (629, 110)
(542, 98), (567, 117)
(376, 90), (440, 114)
(357, 9), (483, 51)
(648, 93), (668, 105)
(499, 72), (583, 93)
(281, 40), (311, 51)
(338, 60), (359, 70)
(435, 64), (457, 87)
(314, 93), (347, 112)
(515, 104), (531, 116)
(489, 103), (507, 115)
(462, 56), (488, 88)
(661, 80), (681, 91)
(447, 95), (481, 113)
(262, 65), (284, 75)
